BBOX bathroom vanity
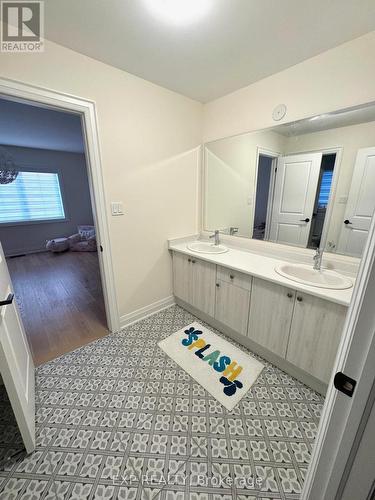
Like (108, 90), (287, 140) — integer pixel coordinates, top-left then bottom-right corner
(169, 238), (353, 394)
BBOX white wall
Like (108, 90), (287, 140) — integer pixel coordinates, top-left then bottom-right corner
(203, 32), (375, 142)
(0, 39), (202, 321)
(0, 145), (93, 256)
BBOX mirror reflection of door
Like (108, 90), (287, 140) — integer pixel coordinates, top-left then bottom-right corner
(269, 152), (322, 247)
(267, 152), (336, 248)
(338, 147), (375, 257)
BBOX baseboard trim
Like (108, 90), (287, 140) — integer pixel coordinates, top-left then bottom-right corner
(119, 296), (175, 330)
(5, 247), (46, 258)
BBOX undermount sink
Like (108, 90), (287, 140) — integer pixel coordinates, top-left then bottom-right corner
(275, 263), (353, 290)
(187, 241), (229, 254)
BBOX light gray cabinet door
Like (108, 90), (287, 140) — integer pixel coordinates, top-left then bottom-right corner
(172, 252), (191, 304)
(286, 292), (347, 383)
(190, 258), (216, 317)
(215, 279), (251, 335)
(248, 277), (295, 357)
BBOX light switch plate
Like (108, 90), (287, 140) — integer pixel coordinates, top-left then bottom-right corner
(111, 202), (124, 215)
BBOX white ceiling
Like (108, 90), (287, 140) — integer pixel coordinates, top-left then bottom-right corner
(0, 98), (85, 153)
(44, 0), (375, 102)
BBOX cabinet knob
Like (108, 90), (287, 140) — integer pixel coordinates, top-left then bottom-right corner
(287, 292), (293, 298)
(297, 296), (303, 302)
(188, 258), (191, 263)
(192, 260), (196, 264)
(216, 283), (220, 287)
(229, 274), (234, 280)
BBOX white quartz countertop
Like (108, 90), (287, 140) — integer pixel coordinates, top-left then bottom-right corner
(169, 240), (354, 307)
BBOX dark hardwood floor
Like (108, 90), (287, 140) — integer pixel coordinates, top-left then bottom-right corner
(7, 251), (109, 366)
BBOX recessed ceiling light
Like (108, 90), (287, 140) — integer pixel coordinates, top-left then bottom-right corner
(143, 0), (213, 26)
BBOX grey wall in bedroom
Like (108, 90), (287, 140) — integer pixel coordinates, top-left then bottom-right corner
(0, 145), (94, 256)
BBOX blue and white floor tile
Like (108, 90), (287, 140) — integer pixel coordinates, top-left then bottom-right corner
(0, 305), (324, 499)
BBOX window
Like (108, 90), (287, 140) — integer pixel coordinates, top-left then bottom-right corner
(318, 169), (334, 208)
(0, 171), (65, 224)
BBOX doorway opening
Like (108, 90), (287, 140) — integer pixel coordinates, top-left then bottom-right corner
(307, 153), (336, 249)
(252, 152), (277, 240)
(0, 96), (109, 365)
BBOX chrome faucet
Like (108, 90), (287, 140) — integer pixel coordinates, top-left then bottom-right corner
(313, 247), (323, 271)
(209, 230), (220, 246)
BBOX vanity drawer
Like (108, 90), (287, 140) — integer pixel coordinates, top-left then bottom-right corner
(217, 266), (252, 290)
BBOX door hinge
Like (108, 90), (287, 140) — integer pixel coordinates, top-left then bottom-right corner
(334, 372), (357, 397)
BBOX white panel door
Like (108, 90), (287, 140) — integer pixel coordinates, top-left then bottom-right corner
(338, 147), (375, 257)
(269, 153), (322, 246)
(0, 242), (35, 453)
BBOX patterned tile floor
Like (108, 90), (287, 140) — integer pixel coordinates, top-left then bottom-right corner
(0, 305), (324, 499)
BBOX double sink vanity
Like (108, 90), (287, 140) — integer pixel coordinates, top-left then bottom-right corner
(169, 236), (354, 395)
(167, 103), (375, 394)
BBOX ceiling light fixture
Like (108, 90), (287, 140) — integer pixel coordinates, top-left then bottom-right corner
(143, 0), (213, 26)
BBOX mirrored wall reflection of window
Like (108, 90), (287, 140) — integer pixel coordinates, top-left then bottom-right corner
(204, 102), (375, 258)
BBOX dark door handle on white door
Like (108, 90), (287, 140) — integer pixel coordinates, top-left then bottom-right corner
(0, 293), (14, 306)
(300, 218), (310, 223)
(344, 219), (353, 225)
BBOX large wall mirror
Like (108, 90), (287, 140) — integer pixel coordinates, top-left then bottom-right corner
(203, 102), (375, 258)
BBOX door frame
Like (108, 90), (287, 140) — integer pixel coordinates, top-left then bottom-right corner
(0, 77), (120, 333)
(253, 147), (280, 240)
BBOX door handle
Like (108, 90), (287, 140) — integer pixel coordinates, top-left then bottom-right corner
(0, 293), (14, 306)
(299, 218), (310, 223)
(344, 219), (353, 225)
(334, 372), (356, 397)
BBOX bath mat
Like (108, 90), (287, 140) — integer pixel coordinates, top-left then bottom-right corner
(158, 322), (264, 410)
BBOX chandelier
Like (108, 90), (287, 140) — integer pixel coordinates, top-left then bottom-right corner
(0, 146), (19, 184)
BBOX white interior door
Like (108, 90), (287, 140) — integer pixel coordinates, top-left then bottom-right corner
(0, 242), (35, 453)
(337, 147), (375, 258)
(269, 152), (322, 246)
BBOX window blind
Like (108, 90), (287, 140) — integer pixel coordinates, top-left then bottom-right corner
(318, 170), (333, 208)
(0, 171), (65, 224)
